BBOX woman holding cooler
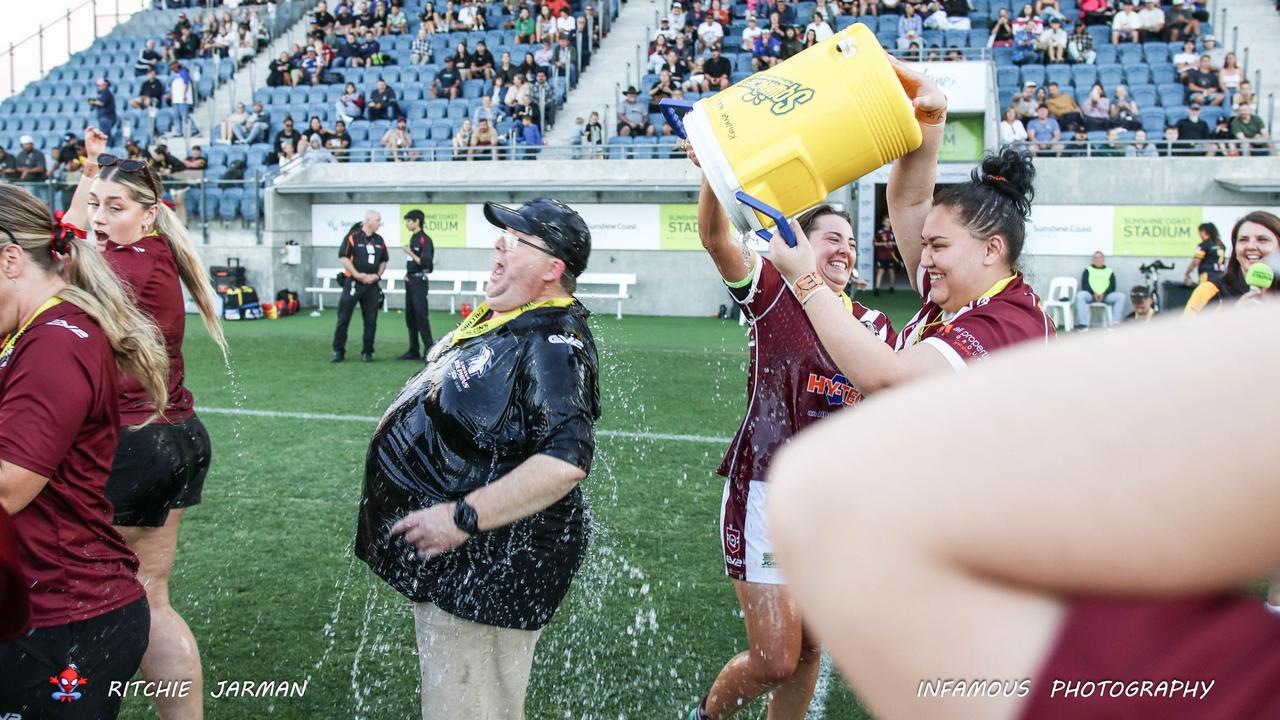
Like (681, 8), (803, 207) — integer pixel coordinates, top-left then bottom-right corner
(63, 127), (228, 720)
(0, 183), (167, 719)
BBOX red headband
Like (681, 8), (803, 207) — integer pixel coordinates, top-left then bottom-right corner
(985, 174), (1009, 184)
(49, 211), (85, 257)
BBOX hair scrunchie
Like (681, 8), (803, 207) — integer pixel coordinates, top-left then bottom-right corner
(49, 211), (86, 256)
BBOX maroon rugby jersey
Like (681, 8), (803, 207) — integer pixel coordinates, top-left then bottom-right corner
(893, 267), (1054, 366)
(717, 256), (890, 485)
(0, 302), (144, 628)
(105, 235), (195, 424)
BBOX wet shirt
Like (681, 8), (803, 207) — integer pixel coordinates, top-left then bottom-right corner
(356, 302), (601, 630)
(717, 255), (890, 485)
(339, 226), (389, 275)
(893, 267), (1054, 369)
(0, 302), (143, 629)
(407, 230), (434, 274)
(105, 234), (194, 425)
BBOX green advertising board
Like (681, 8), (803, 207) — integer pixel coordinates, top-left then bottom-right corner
(397, 204), (468, 247)
(938, 116), (984, 163)
(1112, 205), (1202, 257)
(659, 204), (701, 250)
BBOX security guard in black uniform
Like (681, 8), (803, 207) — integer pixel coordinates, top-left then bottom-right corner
(399, 209), (435, 361)
(331, 209), (389, 363)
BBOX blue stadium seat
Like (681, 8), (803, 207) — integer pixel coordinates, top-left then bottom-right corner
(1020, 65), (1045, 86)
(1086, 26), (1110, 47)
(1096, 63), (1124, 88)
(429, 121), (452, 141)
(206, 146), (228, 169)
(1118, 45), (1144, 65)
(240, 191), (259, 221)
(922, 30), (943, 48)
(462, 79), (485, 98)
(247, 145), (270, 168)
(997, 66), (1020, 88)
(1149, 63), (1175, 85)
(944, 30), (967, 47)
(1123, 64), (1150, 85)
(1045, 65), (1071, 87)
(446, 100), (469, 119)
(1157, 83), (1185, 107)
(607, 135), (633, 159)
(1140, 108), (1165, 133)
(411, 124), (431, 144)
(190, 187), (219, 221)
(226, 145), (248, 166)
(1130, 85), (1157, 107)
(992, 47), (1014, 65)
(218, 189), (243, 222)
(1071, 65), (1097, 89)
(426, 99), (449, 119)
(1165, 106), (1189, 126)
(1142, 42), (1168, 63)
(632, 135), (658, 159)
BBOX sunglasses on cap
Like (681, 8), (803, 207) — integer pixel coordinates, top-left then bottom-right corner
(98, 153), (163, 201)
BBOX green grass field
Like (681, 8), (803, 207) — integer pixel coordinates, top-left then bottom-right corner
(118, 293), (921, 720)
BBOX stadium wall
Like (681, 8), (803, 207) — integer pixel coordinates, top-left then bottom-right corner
(207, 156), (1280, 316)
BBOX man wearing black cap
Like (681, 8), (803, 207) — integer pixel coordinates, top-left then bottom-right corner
(331, 210), (388, 363)
(399, 210), (435, 361)
(1124, 285), (1158, 322)
(356, 197), (599, 720)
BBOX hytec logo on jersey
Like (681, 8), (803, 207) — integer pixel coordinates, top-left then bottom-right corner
(50, 665), (88, 703)
(805, 373), (862, 407)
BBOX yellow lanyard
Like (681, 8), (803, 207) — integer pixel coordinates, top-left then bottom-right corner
(838, 292), (853, 314)
(910, 273), (1018, 346)
(0, 296), (63, 365)
(450, 297), (575, 346)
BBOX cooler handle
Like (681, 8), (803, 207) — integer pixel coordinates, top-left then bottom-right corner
(734, 191), (798, 248)
(659, 98), (694, 140)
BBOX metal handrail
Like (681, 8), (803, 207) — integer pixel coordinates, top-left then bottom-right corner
(1004, 136), (1276, 156)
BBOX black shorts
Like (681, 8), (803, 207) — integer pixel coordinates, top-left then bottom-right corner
(106, 414), (212, 528)
(0, 597), (149, 719)
(875, 257), (898, 270)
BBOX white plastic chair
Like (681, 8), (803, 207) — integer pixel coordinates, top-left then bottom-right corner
(1088, 302), (1115, 328)
(1043, 276), (1077, 332)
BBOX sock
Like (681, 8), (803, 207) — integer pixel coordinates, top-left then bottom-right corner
(689, 696), (709, 720)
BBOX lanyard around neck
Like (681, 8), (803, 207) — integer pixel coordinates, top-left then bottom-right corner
(0, 296), (62, 364)
(450, 297), (575, 346)
(911, 273), (1018, 346)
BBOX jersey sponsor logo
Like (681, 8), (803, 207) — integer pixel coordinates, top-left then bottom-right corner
(725, 526), (742, 554)
(449, 346), (493, 389)
(547, 333), (583, 350)
(1, 713), (23, 719)
(761, 552), (777, 569)
(940, 324), (989, 359)
(46, 319), (90, 339)
(49, 665), (88, 703)
(805, 373), (862, 407)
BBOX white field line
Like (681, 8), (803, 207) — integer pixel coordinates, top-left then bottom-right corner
(195, 406), (732, 445)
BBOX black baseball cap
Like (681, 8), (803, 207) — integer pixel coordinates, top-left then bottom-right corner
(484, 198), (592, 277)
(1130, 285), (1151, 300)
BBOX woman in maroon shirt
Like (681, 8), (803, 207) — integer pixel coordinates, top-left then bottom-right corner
(65, 127), (227, 720)
(0, 183), (168, 718)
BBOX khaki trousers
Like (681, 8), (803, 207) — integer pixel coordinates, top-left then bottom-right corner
(414, 602), (543, 720)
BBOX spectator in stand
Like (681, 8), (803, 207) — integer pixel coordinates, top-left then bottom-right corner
(648, 69), (675, 112)
(471, 117), (499, 159)
(582, 111), (604, 158)
(945, 0), (972, 28)
(1173, 39), (1199, 79)
(182, 145), (207, 173)
(617, 86), (652, 136)
(1110, 84), (1143, 131)
(1137, 0), (1165, 40)
(1080, 84), (1112, 131)
(129, 68), (165, 110)
(1232, 103), (1269, 156)
(0, 146), (17, 182)
(1011, 21), (1039, 64)
(554, 8), (575, 38)
(471, 40), (496, 81)
(1062, 127), (1091, 156)
(336, 82), (366, 124)
(806, 12), (834, 41)
(1210, 116), (1240, 156)
(1234, 80), (1259, 113)
(381, 117), (417, 161)
(304, 135), (337, 163)
(123, 138), (145, 162)
(1202, 35), (1226, 71)
(301, 116), (332, 155)
(495, 52), (518, 84)
(669, 1), (690, 31)
(552, 36), (577, 84)
(999, 107), (1028, 146)
(897, 4), (924, 49)
(752, 28), (782, 69)
(149, 143), (184, 176)
(313, 0), (336, 29)
(1174, 102), (1211, 154)
(1036, 0), (1065, 23)
(1166, 0), (1200, 40)
(1075, 251), (1126, 328)
(536, 5), (557, 41)
(1009, 81), (1039, 120)
(173, 26), (199, 60)
(219, 102), (248, 144)
(518, 51), (541, 81)
(517, 113), (542, 157)
(450, 42), (474, 80)
(741, 17), (762, 51)
(702, 45), (731, 92)
(698, 14), (725, 51)
(410, 27), (433, 65)
(472, 95), (504, 126)
(89, 79), (117, 145)
(1067, 22), (1096, 63)
(134, 39), (163, 76)
(336, 1), (357, 31)
(326, 119), (353, 161)
(367, 78), (403, 120)
(1013, 3), (1044, 37)
(15, 137), (45, 184)
(1046, 82), (1086, 132)
(990, 8), (1015, 47)
(334, 31), (360, 67)
(352, 30), (380, 68)
(432, 57), (463, 100)
(268, 51), (293, 86)
(662, 49), (690, 85)
(168, 62), (196, 138)
(1186, 55), (1225, 106)
(533, 38), (555, 73)
(1219, 52), (1244, 93)
(1111, 0), (1142, 43)
(273, 116), (301, 163)
(855, 0), (877, 16)
(1095, 127), (1127, 156)
(1036, 17), (1067, 63)
(531, 70), (557, 127)
(777, 0), (798, 25)
(387, 4), (409, 34)
(514, 7), (536, 42)
(1026, 104), (1064, 156)
(453, 119), (474, 160)
(504, 74), (531, 116)
(1160, 126), (1181, 156)
(293, 46), (323, 86)
(709, 0), (731, 26)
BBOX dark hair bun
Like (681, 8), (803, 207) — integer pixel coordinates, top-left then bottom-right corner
(974, 148), (1035, 219)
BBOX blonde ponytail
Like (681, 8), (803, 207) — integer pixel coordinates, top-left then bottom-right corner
(153, 203), (228, 358)
(0, 184), (169, 422)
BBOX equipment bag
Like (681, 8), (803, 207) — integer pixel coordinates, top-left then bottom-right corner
(222, 285), (263, 320)
(275, 289), (301, 316)
(210, 258), (247, 295)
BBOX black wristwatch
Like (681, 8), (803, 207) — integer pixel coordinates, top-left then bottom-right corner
(452, 500), (479, 536)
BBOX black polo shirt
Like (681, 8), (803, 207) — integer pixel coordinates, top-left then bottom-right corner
(17, 149), (45, 179)
(339, 226), (388, 275)
(356, 302), (601, 630)
(139, 78), (164, 102)
(0, 152), (16, 178)
(407, 230), (434, 274)
(704, 55), (731, 80)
